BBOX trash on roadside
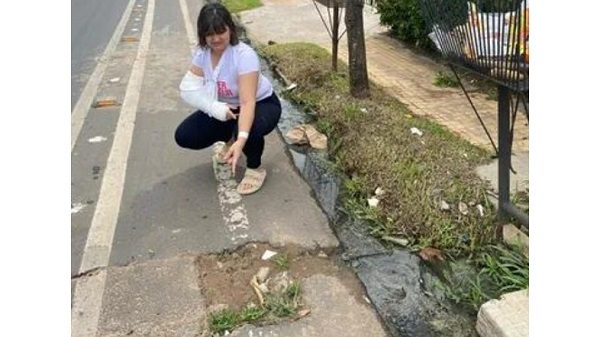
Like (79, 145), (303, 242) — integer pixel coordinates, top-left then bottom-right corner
(261, 250), (278, 260)
(382, 236), (409, 247)
(88, 136), (108, 143)
(410, 127), (423, 137)
(71, 203), (87, 214)
(476, 204), (484, 216)
(285, 124), (327, 150)
(250, 269), (269, 305)
(418, 247), (444, 261)
(367, 197), (379, 208)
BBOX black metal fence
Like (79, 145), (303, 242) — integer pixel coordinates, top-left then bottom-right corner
(420, 0), (528, 92)
(419, 0), (529, 228)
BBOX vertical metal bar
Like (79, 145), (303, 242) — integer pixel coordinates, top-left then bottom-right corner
(497, 85), (511, 221)
(332, 4), (339, 71)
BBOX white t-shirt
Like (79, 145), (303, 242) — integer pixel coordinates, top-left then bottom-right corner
(191, 42), (273, 107)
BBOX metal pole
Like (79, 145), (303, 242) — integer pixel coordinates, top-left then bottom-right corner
(498, 85), (529, 228)
(497, 85), (511, 222)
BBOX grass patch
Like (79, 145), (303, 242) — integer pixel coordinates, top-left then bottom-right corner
(432, 244), (529, 313)
(264, 281), (302, 318)
(209, 281), (304, 335)
(274, 254), (290, 270)
(261, 42), (498, 257)
(223, 0), (262, 13)
(434, 70), (459, 88)
(210, 308), (239, 335)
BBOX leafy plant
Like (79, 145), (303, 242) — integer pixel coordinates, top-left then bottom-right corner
(209, 309), (239, 335)
(434, 71), (459, 88)
(264, 281), (303, 318)
(239, 306), (267, 322)
(432, 244), (528, 313)
(274, 254), (290, 270)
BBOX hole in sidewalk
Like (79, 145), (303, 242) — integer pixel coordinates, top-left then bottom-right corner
(195, 242), (367, 334)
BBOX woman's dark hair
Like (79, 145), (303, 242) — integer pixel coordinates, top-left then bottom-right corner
(197, 2), (239, 48)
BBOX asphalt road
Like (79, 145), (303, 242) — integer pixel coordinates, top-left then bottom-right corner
(71, 0), (130, 109)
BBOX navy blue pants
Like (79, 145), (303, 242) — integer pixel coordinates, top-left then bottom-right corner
(174, 93), (282, 169)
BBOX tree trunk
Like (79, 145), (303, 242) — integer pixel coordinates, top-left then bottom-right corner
(345, 0), (370, 98)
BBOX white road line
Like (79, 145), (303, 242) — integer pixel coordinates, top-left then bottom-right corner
(71, 0), (155, 335)
(71, 0), (136, 152)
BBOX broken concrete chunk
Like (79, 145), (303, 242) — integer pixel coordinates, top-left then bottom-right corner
(256, 267), (270, 283)
(261, 250), (278, 261)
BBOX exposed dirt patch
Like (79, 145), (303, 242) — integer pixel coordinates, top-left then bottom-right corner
(195, 242), (367, 311)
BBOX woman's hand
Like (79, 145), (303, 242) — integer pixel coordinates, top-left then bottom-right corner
(225, 109), (237, 121)
(223, 139), (246, 175)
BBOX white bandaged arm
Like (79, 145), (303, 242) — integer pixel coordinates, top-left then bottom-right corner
(179, 71), (229, 121)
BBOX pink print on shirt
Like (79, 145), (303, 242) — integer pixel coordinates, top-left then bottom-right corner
(217, 81), (234, 97)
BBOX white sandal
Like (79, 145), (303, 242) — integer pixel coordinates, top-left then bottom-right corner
(237, 168), (267, 195)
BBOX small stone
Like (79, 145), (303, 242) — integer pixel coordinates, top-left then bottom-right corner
(261, 250), (278, 260)
(297, 309), (311, 317)
(375, 187), (386, 196)
(440, 200), (450, 211)
(459, 202), (469, 215)
(256, 267), (270, 283)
